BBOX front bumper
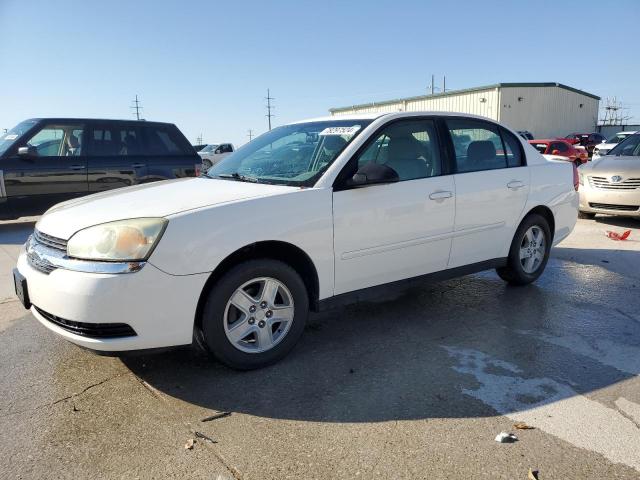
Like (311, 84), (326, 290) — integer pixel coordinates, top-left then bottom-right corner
(16, 249), (209, 352)
(579, 178), (640, 217)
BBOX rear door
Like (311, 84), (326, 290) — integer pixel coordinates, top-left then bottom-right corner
(3, 122), (88, 216)
(86, 122), (146, 192)
(444, 117), (530, 268)
(139, 124), (198, 182)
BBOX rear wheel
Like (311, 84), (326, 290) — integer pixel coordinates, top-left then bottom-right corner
(200, 259), (309, 370)
(578, 211), (596, 220)
(496, 214), (552, 285)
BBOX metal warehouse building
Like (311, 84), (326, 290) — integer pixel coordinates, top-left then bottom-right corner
(329, 82), (600, 139)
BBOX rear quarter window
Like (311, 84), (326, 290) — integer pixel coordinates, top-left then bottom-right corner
(142, 125), (194, 156)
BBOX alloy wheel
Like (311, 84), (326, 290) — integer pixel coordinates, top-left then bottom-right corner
(223, 277), (294, 353)
(519, 226), (546, 274)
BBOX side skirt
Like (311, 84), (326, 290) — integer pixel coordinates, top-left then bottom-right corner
(315, 258), (507, 312)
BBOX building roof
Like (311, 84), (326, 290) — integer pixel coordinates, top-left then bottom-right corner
(329, 82), (600, 113)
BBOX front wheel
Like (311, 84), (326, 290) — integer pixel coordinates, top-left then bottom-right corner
(496, 214), (552, 285)
(200, 259), (309, 370)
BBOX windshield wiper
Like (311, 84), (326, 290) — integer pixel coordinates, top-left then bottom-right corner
(215, 172), (261, 183)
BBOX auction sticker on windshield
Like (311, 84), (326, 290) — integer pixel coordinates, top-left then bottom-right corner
(319, 126), (361, 136)
(3, 134), (18, 141)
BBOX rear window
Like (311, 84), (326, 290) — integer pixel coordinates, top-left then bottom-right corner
(531, 143), (548, 154)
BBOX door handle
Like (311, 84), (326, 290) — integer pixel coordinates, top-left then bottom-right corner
(69, 165), (86, 170)
(507, 181), (526, 190)
(429, 191), (453, 200)
(132, 163), (146, 168)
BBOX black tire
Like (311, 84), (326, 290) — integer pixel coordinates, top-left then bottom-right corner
(200, 259), (309, 370)
(496, 213), (552, 286)
(578, 211), (596, 220)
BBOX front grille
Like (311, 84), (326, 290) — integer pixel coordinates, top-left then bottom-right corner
(27, 253), (56, 274)
(589, 203), (639, 212)
(34, 306), (137, 338)
(33, 229), (67, 251)
(588, 176), (640, 190)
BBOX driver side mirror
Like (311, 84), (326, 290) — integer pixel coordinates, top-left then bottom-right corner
(347, 163), (399, 187)
(17, 146), (37, 158)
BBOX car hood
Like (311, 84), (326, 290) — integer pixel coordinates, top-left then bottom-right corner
(36, 178), (297, 239)
(581, 155), (640, 176)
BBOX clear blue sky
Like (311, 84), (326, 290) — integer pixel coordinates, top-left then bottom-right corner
(1, 0), (639, 146)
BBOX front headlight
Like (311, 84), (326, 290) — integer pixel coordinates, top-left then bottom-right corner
(67, 218), (167, 261)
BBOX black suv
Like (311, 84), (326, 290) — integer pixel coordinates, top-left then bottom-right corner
(0, 118), (200, 220)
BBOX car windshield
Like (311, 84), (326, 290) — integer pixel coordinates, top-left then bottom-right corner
(201, 144), (219, 153)
(606, 133), (628, 144)
(206, 119), (372, 186)
(608, 133), (640, 157)
(0, 119), (38, 155)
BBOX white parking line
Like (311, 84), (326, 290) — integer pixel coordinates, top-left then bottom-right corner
(445, 346), (640, 471)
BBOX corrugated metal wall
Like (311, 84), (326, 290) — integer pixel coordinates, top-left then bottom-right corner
(498, 87), (599, 138)
(331, 85), (599, 139)
(332, 88), (500, 120)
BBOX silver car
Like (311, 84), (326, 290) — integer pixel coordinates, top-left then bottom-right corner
(578, 133), (640, 218)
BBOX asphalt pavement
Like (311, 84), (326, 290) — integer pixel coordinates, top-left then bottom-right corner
(1, 216), (639, 479)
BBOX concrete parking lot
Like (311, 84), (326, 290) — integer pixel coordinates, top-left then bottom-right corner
(1, 216), (639, 479)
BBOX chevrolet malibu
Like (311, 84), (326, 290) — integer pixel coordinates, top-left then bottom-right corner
(14, 112), (578, 369)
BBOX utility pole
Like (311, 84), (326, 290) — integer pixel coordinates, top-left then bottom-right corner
(443, 75), (446, 93)
(247, 129), (254, 142)
(196, 133), (203, 145)
(130, 94), (143, 120)
(431, 74), (434, 95)
(265, 89), (275, 131)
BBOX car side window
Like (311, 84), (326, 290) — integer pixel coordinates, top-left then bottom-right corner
(90, 125), (142, 156)
(355, 119), (441, 181)
(24, 125), (84, 157)
(446, 119), (507, 173)
(500, 127), (524, 167)
(142, 126), (191, 155)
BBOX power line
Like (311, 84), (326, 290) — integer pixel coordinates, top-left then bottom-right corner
(247, 129), (254, 142)
(599, 97), (633, 126)
(130, 94), (143, 120)
(265, 89), (275, 131)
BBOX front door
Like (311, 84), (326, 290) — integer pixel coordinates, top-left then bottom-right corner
(333, 118), (455, 295)
(4, 123), (88, 216)
(443, 117), (530, 268)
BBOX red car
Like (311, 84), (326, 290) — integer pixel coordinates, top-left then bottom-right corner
(528, 139), (589, 166)
(564, 132), (606, 156)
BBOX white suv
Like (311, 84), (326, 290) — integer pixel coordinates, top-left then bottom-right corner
(198, 143), (235, 171)
(14, 112), (578, 369)
(592, 131), (637, 160)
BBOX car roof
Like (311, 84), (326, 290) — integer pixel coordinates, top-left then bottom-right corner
(25, 117), (177, 127)
(529, 139), (568, 143)
(287, 111), (518, 125)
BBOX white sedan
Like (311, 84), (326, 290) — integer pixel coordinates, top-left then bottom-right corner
(14, 112), (578, 369)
